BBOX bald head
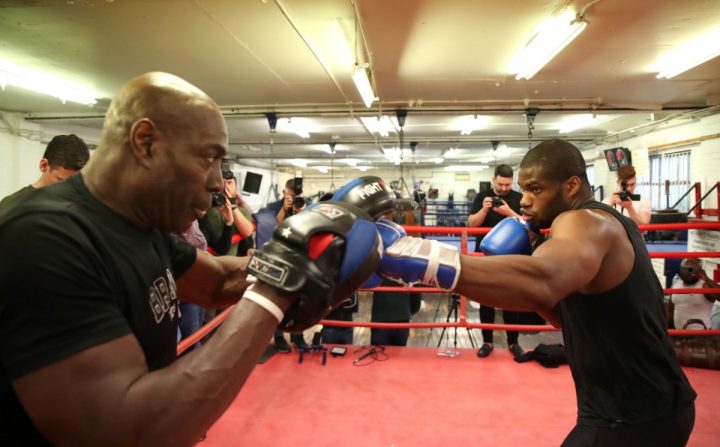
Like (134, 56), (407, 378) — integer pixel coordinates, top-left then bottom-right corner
(85, 72), (228, 233)
(99, 72), (220, 149)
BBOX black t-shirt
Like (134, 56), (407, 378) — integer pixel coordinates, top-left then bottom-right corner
(560, 201), (696, 426)
(469, 188), (522, 251)
(0, 185), (34, 213)
(0, 174), (196, 444)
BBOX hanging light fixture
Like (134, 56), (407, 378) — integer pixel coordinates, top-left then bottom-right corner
(508, 9), (588, 80)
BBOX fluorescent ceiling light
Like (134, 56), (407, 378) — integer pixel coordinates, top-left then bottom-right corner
(382, 147), (412, 165)
(0, 60), (100, 105)
(342, 158), (359, 167)
(315, 166), (329, 174)
(655, 28), (720, 78)
(352, 64), (377, 108)
(360, 116), (395, 136)
(277, 118), (316, 138)
(508, 10), (587, 80)
(556, 114), (610, 133)
(433, 157), (444, 164)
(290, 159), (308, 168)
(444, 165), (489, 172)
(456, 115), (491, 135)
(356, 166), (370, 171)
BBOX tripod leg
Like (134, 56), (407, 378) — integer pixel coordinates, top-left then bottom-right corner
(436, 294), (455, 348)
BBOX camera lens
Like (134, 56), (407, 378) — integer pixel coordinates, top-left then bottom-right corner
(293, 196), (306, 208)
(211, 192), (226, 207)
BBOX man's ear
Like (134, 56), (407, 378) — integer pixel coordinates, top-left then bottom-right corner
(566, 176), (582, 197)
(38, 158), (50, 173)
(129, 119), (157, 167)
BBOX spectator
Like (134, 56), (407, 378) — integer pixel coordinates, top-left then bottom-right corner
(266, 178), (306, 224)
(264, 178), (309, 352)
(370, 278), (421, 346)
(0, 134), (89, 210)
(668, 258), (720, 330)
(467, 164), (525, 359)
(176, 220), (209, 352)
(320, 293), (358, 345)
(603, 165), (652, 225)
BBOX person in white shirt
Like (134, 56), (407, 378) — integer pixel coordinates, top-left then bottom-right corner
(603, 165), (652, 225)
(668, 258), (720, 329)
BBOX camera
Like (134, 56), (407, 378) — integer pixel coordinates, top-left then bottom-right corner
(619, 180), (640, 201)
(491, 197), (503, 207)
(211, 192), (226, 207)
(293, 196), (306, 209)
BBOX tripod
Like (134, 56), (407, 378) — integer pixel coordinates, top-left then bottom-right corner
(436, 293), (476, 354)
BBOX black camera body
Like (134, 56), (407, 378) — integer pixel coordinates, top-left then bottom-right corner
(619, 180), (641, 201)
(293, 196), (306, 209)
(491, 197), (503, 208)
(211, 192), (226, 207)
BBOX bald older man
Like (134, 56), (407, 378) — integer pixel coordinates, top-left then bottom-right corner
(0, 73), (378, 445)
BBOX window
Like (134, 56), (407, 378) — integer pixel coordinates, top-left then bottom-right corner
(639, 150), (691, 211)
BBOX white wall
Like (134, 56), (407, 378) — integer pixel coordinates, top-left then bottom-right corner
(586, 113), (720, 211)
(0, 112), (47, 198)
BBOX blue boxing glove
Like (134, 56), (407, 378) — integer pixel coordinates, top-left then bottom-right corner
(362, 218), (407, 288)
(479, 216), (532, 256)
(331, 176), (396, 220)
(370, 218), (461, 290)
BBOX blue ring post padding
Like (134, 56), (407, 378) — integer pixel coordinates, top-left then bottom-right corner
(338, 219), (378, 281)
(331, 178), (366, 201)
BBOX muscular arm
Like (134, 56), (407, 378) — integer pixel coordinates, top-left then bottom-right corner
(13, 281), (292, 447)
(455, 209), (623, 312)
(468, 196), (490, 227)
(175, 250), (253, 307)
(468, 207), (488, 227)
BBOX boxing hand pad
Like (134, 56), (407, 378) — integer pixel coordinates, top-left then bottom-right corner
(479, 216), (532, 256)
(248, 201), (381, 331)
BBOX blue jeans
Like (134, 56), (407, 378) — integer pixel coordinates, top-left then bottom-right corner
(179, 302), (206, 351)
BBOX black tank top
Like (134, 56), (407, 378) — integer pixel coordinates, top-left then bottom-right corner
(559, 201), (696, 426)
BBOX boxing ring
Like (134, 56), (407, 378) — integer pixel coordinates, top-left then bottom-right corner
(178, 221), (720, 447)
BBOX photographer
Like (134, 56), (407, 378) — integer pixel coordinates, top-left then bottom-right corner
(467, 164), (525, 360)
(603, 165), (651, 226)
(263, 178), (311, 351)
(199, 167), (254, 256)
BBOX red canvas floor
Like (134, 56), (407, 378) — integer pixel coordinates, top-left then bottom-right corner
(202, 346), (720, 447)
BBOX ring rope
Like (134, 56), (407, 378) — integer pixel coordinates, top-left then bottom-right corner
(177, 220), (720, 355)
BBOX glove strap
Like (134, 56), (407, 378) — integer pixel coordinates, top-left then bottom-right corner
(243, 287), (284, 323)
(423, 240), (440, 286)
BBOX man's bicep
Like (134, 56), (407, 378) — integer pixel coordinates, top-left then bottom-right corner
(13, 334), (148, 446)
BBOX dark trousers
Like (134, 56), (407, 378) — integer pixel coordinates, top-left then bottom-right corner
(371, 321), (410, 346)
(561, 402), (695, 447)
(480, 305), (520, 345)
(321, 326), (354, 345)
